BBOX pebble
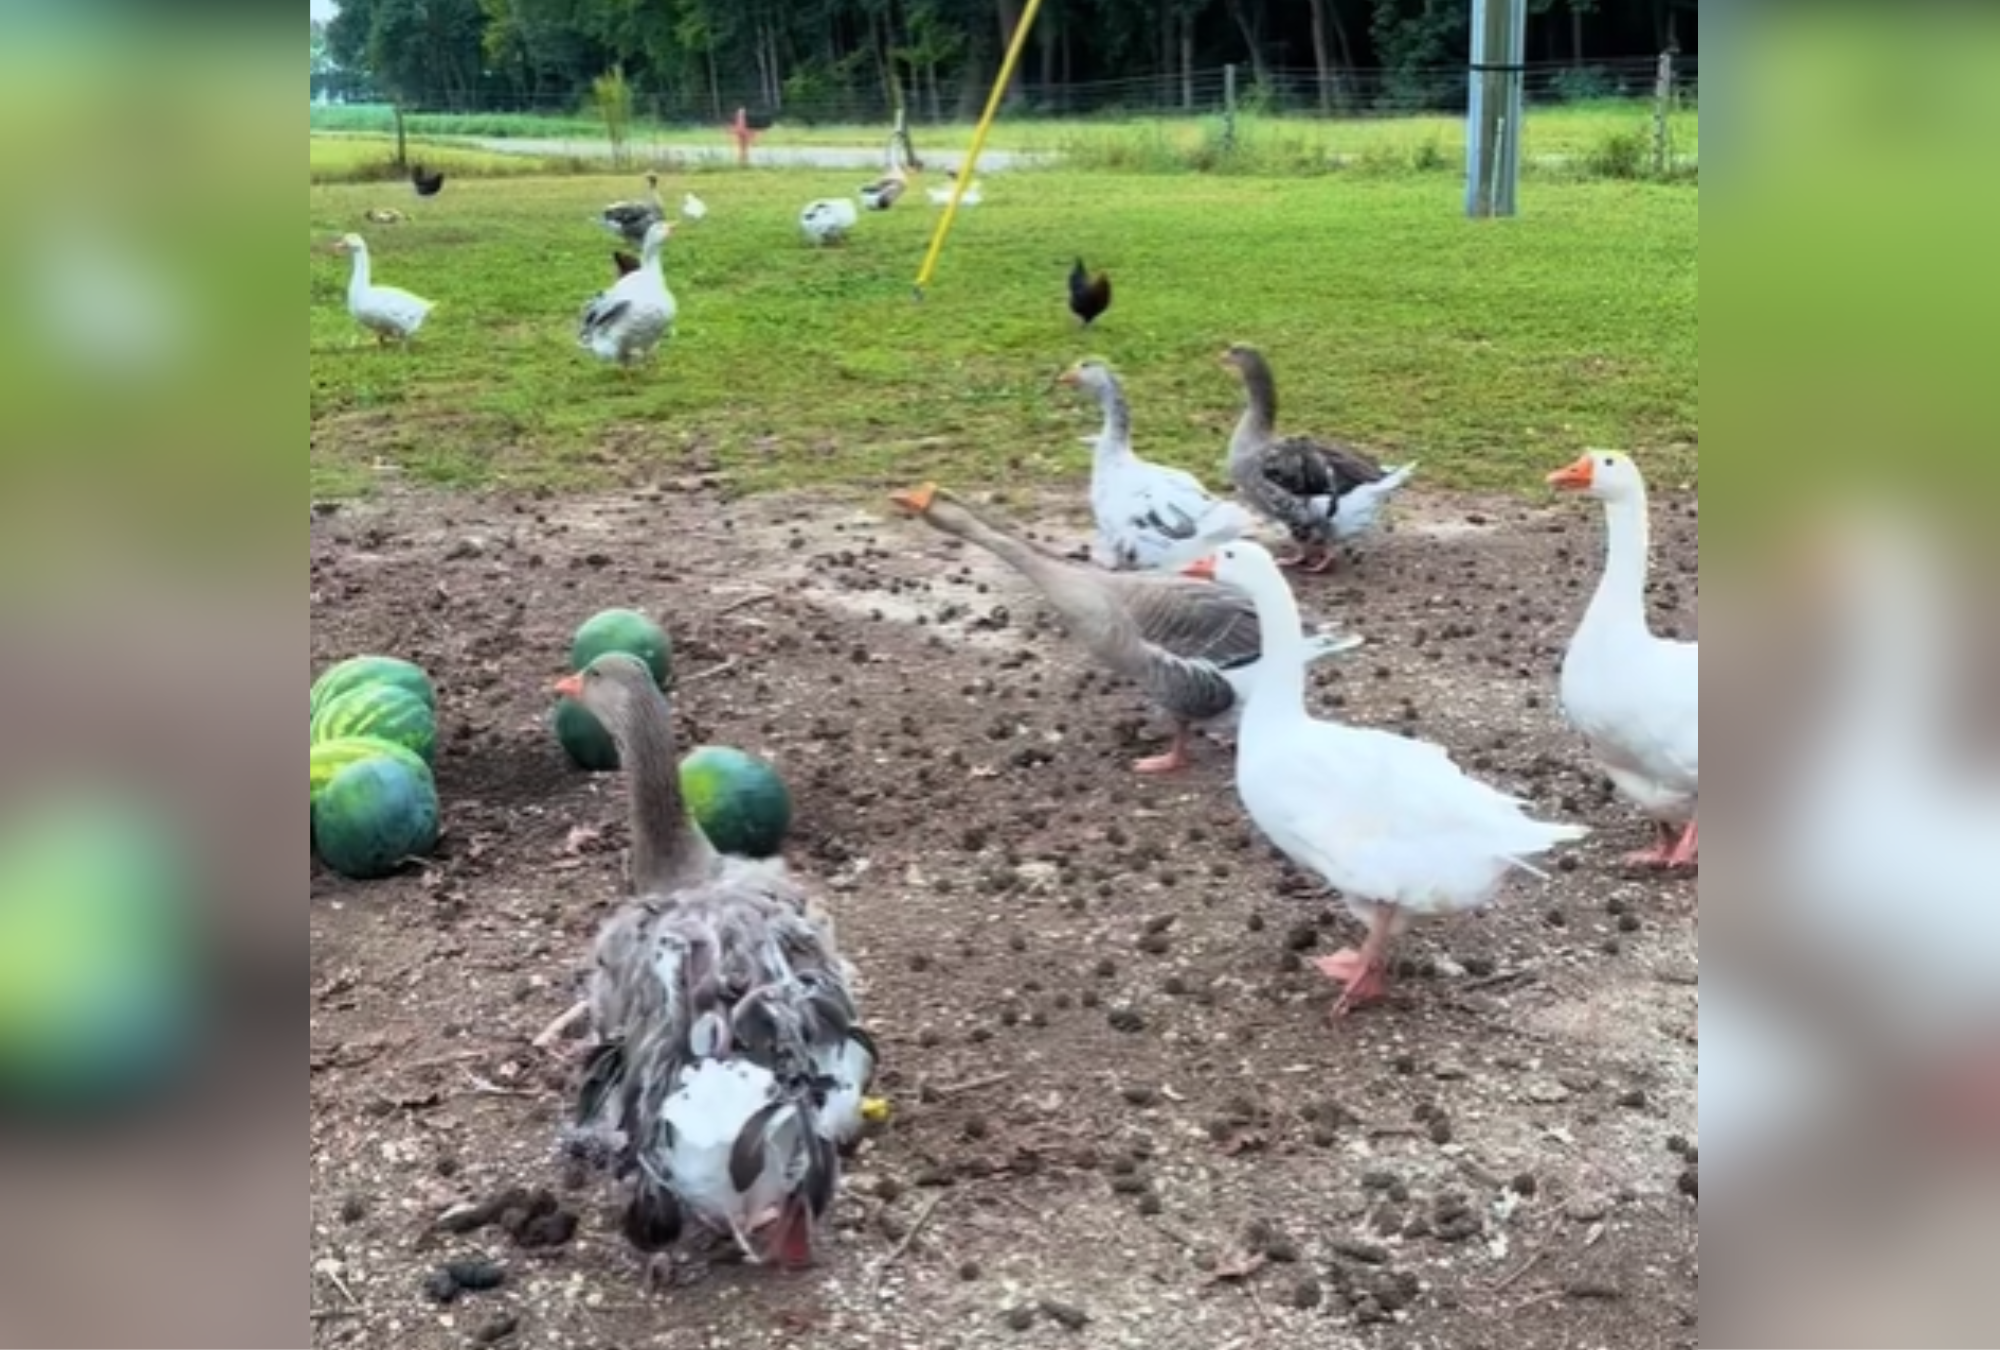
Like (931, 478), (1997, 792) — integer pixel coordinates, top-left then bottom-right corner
(1004, 1305), (1038, 1332)
(1566, 1195), (1612, 1224)
(1291, 1278), (1323, 1311)
(1039, 1299), (1090, 1331)
(1330, 1239), (1390, 1266)
(1527, 1081), (1571, 1105)
(471, 1314), (520, 1345)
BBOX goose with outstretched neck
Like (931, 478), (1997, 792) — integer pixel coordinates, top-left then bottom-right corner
(1062, 359), (1255, 572)
(546, 653), (878, 1280)
(1186, 541), (1588, 1018)
(890, 482), (1359, 774)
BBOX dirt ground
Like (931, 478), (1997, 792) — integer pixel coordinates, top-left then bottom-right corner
(308, 473), (1699, 1350)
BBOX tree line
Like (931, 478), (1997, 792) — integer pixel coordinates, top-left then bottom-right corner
(320, 0), (1696, 121)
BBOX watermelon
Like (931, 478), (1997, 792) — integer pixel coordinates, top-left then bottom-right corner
(680, 746), (792, 859)
(312, 757), (440, 880)
(0, 800), (201, 1115)
(311, 683), (437, 764)
(553, 698), (621, 772)
(572, 610), (672, 688)
(311, 736), (429, 805)
(555, 609), (673, 772)
(311, 655), (436, 721)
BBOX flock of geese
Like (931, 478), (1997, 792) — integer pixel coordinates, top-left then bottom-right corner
(527, 353), (1699, 1283)
(329, 143), (981, 366)
(314, 145), (1701, 1281)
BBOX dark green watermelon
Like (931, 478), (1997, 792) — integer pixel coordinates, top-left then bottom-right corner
(312, 757), (440, 880)
(679, 746), (792, 858)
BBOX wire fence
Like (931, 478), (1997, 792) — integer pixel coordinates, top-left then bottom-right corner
(311, 55), (1697, 133)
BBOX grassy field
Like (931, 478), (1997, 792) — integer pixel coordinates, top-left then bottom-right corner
(310, 133), (584, 184)
(308, 169), (1697, 502)
(311, 100), (1697, 172)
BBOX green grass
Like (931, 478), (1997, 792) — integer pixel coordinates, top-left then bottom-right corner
(308, 169), (1697, 503)
(310, 133), (587, 184)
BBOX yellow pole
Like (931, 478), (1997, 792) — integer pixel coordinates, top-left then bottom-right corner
(913, 0), (1046, 298)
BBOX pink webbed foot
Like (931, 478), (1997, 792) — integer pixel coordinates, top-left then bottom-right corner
(1624, 821), (1692, 870)
(1313, 950), (1390, 1017)
(1666, 819), (1698, 869)
(1132, 727), (1192, 775)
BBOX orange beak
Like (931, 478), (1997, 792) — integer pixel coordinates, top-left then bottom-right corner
(1056, 368), (1080, 387)
(1182, 557), (1218, 581)
(1547, 455), (1595, 491)
(552, 673), (584, 700)
(889, 483), (938, 514)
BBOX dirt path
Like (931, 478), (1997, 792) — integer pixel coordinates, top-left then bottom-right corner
(309, 480), (1698, 1350)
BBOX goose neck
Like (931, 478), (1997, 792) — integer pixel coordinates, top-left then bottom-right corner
(618, 690), (715, 894)
(1582, 493), (1655, 639)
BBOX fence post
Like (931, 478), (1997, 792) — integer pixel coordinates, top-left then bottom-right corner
(1223, 63), (1238, 152)
(1653, 49), (1675, 176)
(393, 104), (407, 170)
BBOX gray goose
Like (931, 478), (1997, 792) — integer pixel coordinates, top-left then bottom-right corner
(597, 173), (665, 248)
(549, 654), (877, 1277)
(1221, 345), (1418, 574)
(890, 483), (1361, 774)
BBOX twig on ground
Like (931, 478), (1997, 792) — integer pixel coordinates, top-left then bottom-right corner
(1490, 1245), (1547, 1294)
(932, 1072), (1012, 1100)
(871, 1190), (950, 1295)
(532, 999), (591, 1050)
(717, 590), (777, 618)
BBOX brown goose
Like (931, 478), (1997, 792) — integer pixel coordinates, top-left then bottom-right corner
(1221, 345), (1417, 574)
(890, 483), (1361, 774)
(549, 654), (877, 1277)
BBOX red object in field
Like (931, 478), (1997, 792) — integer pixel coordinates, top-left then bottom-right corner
(731, 108), (760, 166)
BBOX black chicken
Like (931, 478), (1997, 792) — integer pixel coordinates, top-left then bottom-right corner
(411, 164), (446, 198)
(1069, 259), (1112, 327)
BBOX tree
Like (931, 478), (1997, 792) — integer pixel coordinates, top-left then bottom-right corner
(311, 20), (331, 77)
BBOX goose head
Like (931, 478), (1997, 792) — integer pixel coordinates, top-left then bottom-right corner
(553, 652), (663, 739)
(1548, 449), (1646, 504)
(334, 233), (367, 257)
(888, 481), (976, 537)
(1057, 359), (1117, 396)
(1182, 539), (1284, 594)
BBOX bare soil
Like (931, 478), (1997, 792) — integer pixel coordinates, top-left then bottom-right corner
(309, 477), (1699, 1350)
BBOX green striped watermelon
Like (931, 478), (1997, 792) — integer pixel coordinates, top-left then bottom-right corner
(311, 736), (430, 805)
(310, 656), (436, 721)
(680, 746), (791, 859)
(310, 684), (437, 764)
(555, 610), (673, 771)
(312, 757), (440, 880)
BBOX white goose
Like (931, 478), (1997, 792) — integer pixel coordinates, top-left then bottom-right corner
(1062, 360), (1255, 572)
(1549, 451), (1699, 868)
(335, 233), (433, 345)
(577, 220), (676, 367)
(800, 197), (858, 247)
(681, 192), (709, 221)
(1187, 541), (1588, 1017)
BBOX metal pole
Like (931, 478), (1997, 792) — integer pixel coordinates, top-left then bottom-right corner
(1224, 62), (1238, 152)
(1465, 0), (1527, 217)
(914, 0), (1048, 298)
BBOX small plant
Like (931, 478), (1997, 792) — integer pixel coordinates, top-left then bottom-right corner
(592, 66), (634, 169)
(1585, 128), (1649, 180)
(1410, 137), (1448, 173)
